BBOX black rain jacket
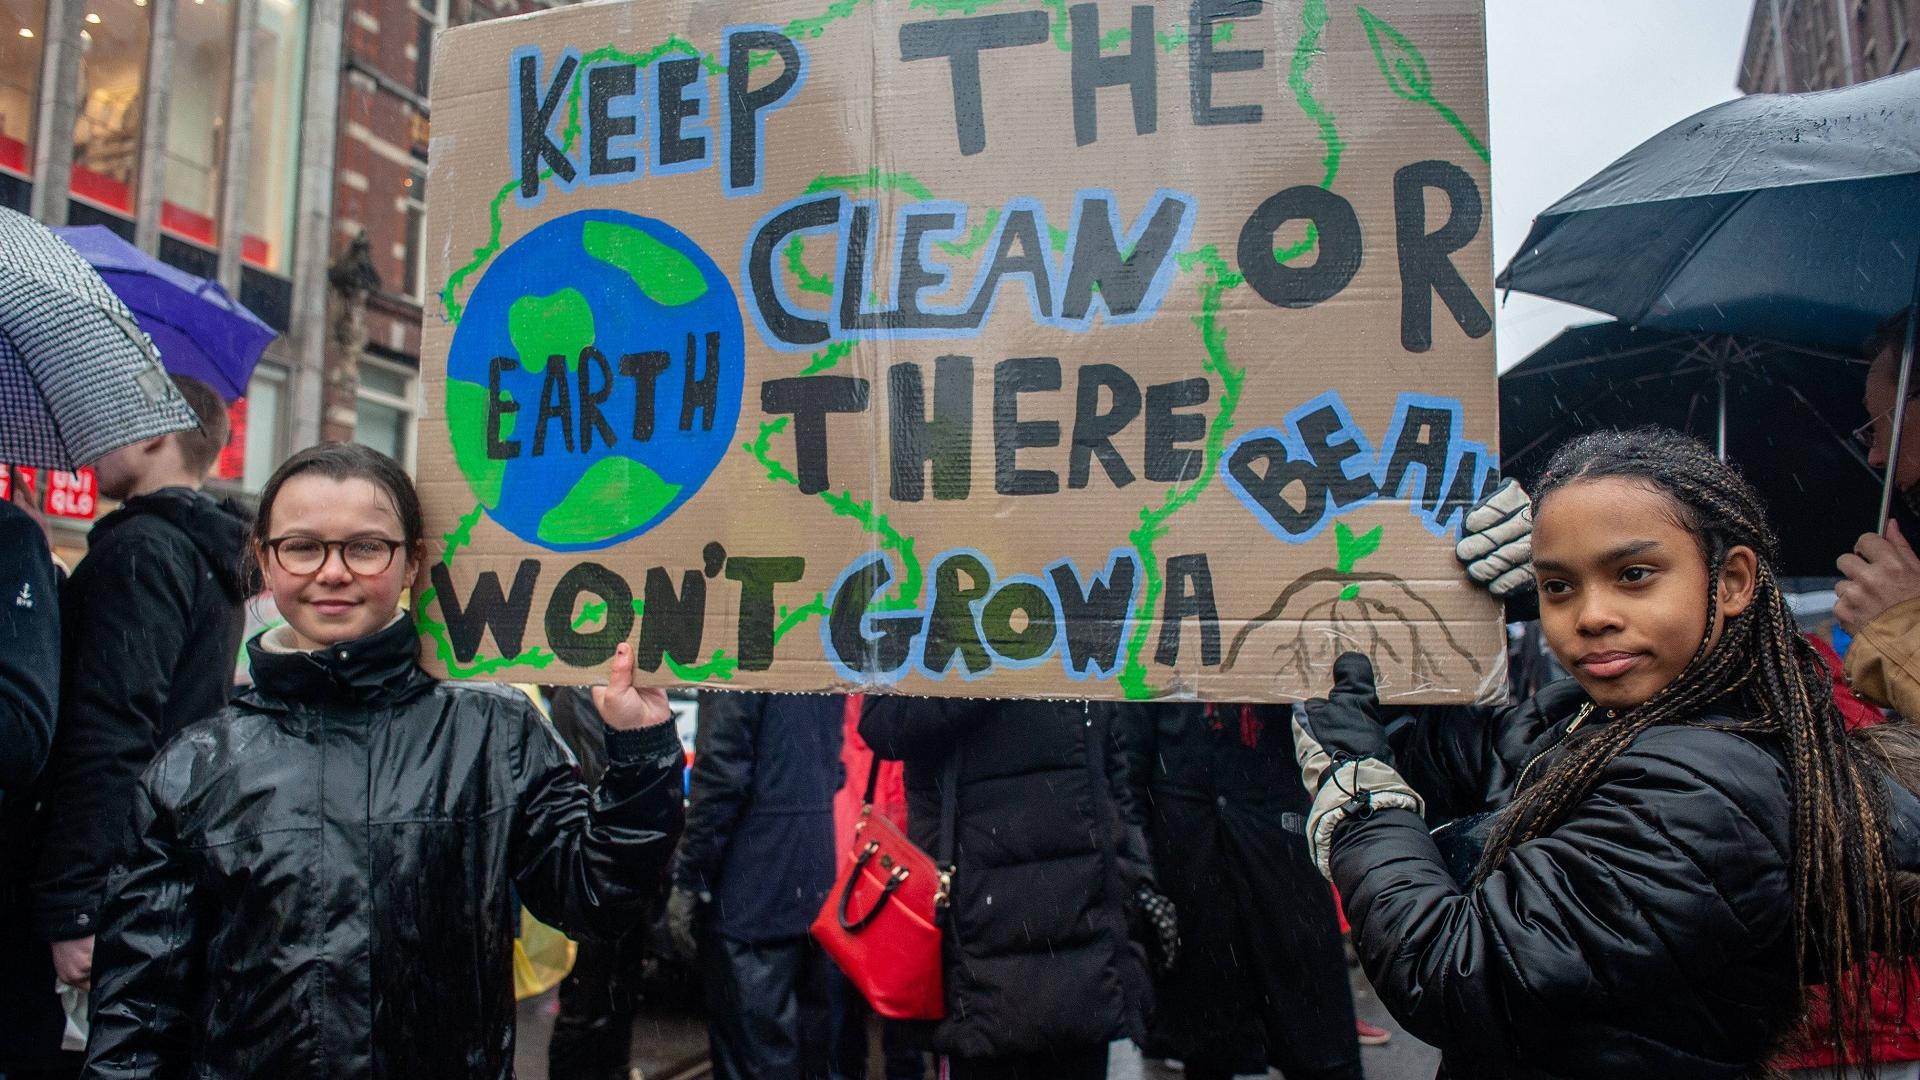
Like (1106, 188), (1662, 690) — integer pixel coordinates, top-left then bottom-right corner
(860, 696), (1154, 1060)
(0, 497), (58, 806)
(1339, 681), (1810, 1079)
(31, 486), (250, 941)
(82, 616), (685, 1080)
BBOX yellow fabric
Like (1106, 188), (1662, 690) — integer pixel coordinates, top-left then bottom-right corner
(507, 684), (576, 999)
(1846, 596), (1920, 719)
(513, 907), (577, 1000)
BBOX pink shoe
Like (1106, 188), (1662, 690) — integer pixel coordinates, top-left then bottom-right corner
(1356, 1018), (1393, 1046)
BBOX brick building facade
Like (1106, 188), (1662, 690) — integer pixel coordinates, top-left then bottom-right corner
(1742, 0), (1918, 92)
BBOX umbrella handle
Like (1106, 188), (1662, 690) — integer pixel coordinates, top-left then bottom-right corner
(1878, 262), (1920, 533)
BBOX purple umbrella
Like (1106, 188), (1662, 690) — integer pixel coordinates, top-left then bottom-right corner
(50, 226), (277, 402)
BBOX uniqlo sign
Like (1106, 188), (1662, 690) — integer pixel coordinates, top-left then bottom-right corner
(44, 469), (98, 520)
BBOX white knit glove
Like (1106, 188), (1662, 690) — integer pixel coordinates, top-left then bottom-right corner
(1456, 478), (1534, 598)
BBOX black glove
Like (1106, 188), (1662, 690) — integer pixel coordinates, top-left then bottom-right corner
(1292, 653), (1421, 877)
(1133, 884), (1180, 976)
(1297, 653), (1392, 770)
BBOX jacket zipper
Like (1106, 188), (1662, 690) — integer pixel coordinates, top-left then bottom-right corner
(1513, 703), (1598, 794)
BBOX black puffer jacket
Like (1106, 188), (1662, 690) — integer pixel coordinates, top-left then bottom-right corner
(31, 486), (250, 940)
(83, 617), (685, 1080)
(1116, 702), (1356, 1077)
(860, 697), (1153, 1060)
(1336, 682), (1803, 1080)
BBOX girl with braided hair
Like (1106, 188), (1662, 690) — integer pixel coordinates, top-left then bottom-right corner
(1291, 426), (1920, 1079)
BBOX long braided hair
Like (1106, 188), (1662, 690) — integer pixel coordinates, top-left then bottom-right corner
(1476, 428), (1916, 1069)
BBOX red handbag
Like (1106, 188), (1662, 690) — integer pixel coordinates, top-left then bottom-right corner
(810, 755), (957, 1020)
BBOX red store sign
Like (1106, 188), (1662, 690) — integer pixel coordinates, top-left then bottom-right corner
(2, 466), (99, 521)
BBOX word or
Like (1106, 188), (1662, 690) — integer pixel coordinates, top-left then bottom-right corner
(1223, 391), (1495, 542)
(750, 160), (1489, 354)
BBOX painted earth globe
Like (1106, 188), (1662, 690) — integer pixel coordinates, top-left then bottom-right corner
(444, 208), (744, 551)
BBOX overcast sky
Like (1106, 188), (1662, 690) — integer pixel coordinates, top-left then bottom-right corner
(1485, 0), (1756, 370)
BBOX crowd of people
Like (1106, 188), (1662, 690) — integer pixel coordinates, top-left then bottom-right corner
(2, 310), (1920, 1080)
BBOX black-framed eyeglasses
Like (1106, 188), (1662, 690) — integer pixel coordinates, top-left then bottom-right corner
(265, 536), (407, 577)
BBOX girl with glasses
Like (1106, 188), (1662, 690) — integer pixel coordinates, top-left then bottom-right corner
(81, 442), (687, 1080)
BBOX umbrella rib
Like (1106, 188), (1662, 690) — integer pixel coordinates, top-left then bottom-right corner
(1637, 190), (1759, 323)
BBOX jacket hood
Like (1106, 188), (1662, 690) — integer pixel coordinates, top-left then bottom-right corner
(241, 613), (435, 711)
(94, 486), (253, 602)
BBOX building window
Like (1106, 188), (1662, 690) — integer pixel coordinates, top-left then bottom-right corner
(238, 362), (286, 491)
(243, 0), (303, 272)
(0, 0), (43, 177)
(401, 163), (425, 299)
(71, 0), (151, 216)
(161, 0), (234, 250)
(356, 357), (417, 471)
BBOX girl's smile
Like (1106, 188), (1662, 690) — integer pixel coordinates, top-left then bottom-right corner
(258, 475), (421, 651)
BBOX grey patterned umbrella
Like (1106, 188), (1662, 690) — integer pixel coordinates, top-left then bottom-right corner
(0, 206), (200, 470)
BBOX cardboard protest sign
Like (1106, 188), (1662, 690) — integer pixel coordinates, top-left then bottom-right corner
(420, 0), (1506, 703)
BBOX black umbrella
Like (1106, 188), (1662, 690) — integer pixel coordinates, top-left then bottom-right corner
(1501, 322), (1878, 578)
(1498, 70), (1920, 526)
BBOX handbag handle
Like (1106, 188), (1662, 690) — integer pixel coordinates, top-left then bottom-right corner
(838, 840), (909, 933)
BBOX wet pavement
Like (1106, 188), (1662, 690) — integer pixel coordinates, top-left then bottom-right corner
(514, 962), (1440, 1080)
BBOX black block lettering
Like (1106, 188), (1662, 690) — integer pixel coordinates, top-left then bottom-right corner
(747, 196), (839, 347)
(1062, 195), (1190, 319)
(680, 331), (721, 432)
(532, 362), (574, 456)
(994, 357), (1061, 496)
(1155, 553), (1220, 667)
(899, 12), (1051, 155)
(761, 376), (871, 495)
(576, 346), (615, 453)
(1144, 378), (1209, 483)
(619, 351), (671, 441)
(657, 57), (707, 167)
(1394, 159), (1492, 352)
(1237, 185), (1363, 309)
(487, 356), (522, 460)
(1189, 0), (1263, 126)
(889, 356), (974, 501)
(543, 562), (636, 668)
(923, 554), (993, 676)
(637, 567), (705, 671)
(1069, 4), (1156, 146)
(726, 30), (802, 191)
(726, 556), (806, 671)
(431, 559), (540, 662)
(1069, 363), (1139, 489)
(518, 53), (578, 198)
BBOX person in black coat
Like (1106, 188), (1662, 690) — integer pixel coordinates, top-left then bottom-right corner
(0, 492), (64, 1080)
(859, 697), (1158, 1080)
(82, 442), (686, 1078)
(670, 691), (843, 1080)
(1115, 701), (1362, 1080)
(0, 491), (59, 802)
(544, 685), (684, 1080)
(29, 378), (248, 992)
(1295, 430), (1920, 1079)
